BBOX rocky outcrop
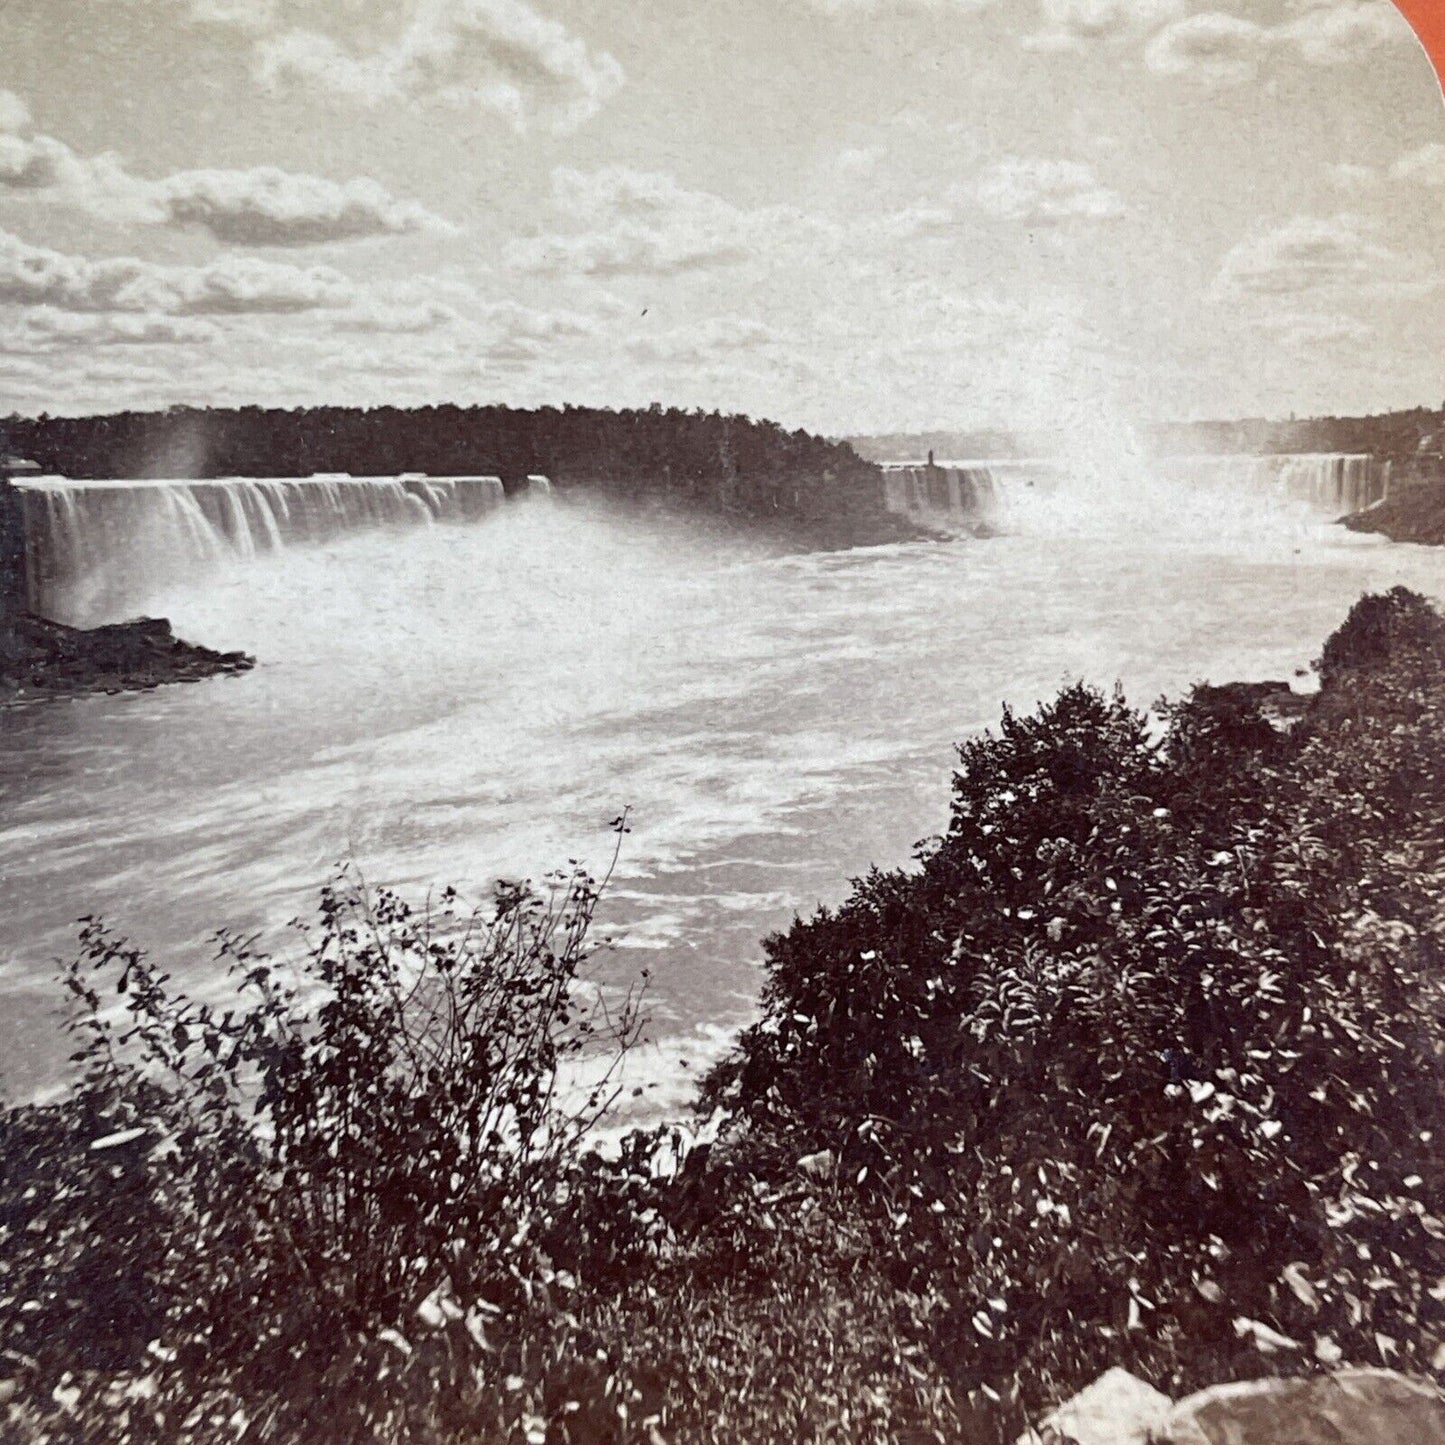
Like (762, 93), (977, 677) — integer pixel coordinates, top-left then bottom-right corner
(0, 612), (254, 704)
(1022, 1367), (1445, 1445)
(1344, 477), (1445, 546)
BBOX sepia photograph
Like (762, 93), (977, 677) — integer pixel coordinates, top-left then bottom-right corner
(2, 0), (1445, 1440)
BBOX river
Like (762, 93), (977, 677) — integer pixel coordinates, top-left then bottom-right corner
(1, 472), (1441, 1118)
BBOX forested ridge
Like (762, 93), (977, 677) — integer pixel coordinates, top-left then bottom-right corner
(2, 403), (899, 537)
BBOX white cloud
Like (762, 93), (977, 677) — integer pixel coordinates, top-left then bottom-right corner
(1253, 309), (1373, 348)
(152, 167), (454, 245)
(1144, 12), (1266, 83)
(832, 145), (884, 180)
(1325, 161), (1381, 189)
(1391, 143), (1445, 187)
(0, 89), (31, 134)
(1145, 1), (1410, 86)
(506, 167), (762, 277)
(482, 299), (605, 342)
(0, 133), (144, 215)
(0, 228), (356, 315)
(625, 317), (782, 366)
(4, 307), (222, 350)
(330, 297), (459, 333)
(872, 204), (961, 240)
(254, 0), (624, 134)
(1214, 213), (1432, 300)
(186, 0), (279, 31)
(1278, 0), (1406, 65)
(805, 0), (994, 13)
(973, 157), (1126, 223)
(0, 107), (452, 245)
(1025, 0), (1185, 51)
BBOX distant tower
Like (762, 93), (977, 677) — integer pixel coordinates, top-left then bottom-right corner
(927, 449), (936, 468)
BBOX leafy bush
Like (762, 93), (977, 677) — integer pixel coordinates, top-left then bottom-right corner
(3, 843), (643, 1442)
(8, 591), (1445, 1443)
(709, 588), (1445, 1414)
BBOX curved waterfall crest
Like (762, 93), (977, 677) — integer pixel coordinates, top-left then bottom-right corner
(12, 472), (512, 621)
(881, 452), (1392, 526)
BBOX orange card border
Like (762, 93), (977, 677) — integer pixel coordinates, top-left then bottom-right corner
(1392, 0), (1445, 94)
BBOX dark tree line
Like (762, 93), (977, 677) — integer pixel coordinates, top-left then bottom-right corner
(1151, 405), (1445, 460)
(1, 403), (893, 531)
(852, 406), (1445, 465)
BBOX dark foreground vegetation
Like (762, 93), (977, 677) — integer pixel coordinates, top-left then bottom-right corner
(5, 589), (1445, 1443)
(2, 405), (907, 545)
(0, 614), (254, 705)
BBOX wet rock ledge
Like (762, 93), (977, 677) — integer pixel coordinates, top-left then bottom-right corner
(0, 613), (254, 704)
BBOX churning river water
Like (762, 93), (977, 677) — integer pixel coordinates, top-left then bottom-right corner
(2, 478), (1442, 1117)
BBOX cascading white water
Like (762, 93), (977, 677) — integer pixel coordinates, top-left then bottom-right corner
(881, 462), (1045, 528)
(881, 453), (1391, 533)
(13, 473), (510, 623)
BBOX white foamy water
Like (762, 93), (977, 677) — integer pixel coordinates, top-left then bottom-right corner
(1, 475), (1440, 1110)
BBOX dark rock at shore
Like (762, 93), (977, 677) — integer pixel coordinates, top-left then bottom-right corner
(1343, 478), (1445, 546)
(0, 612), (254, 704)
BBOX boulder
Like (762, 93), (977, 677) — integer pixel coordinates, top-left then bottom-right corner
(1022, 1368), (1445, 1445)
(1017, 1367), (1172, 1445)
(1160, 1368), (1445, 1445)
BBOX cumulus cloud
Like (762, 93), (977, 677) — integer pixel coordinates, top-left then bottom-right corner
(625, 317), (781, 367)
(254, 0), (624, 134)
(0, 132), (144, 215)
(0, 228), (356, 315)
(1144, 12), (1266, 83)
(1214, 213), (1432, 300)
(5, 307), (222, 350)
(1253, 309), (1373, 348)
(1325, 161), (1381, 190)
(330, 298), (459, 333)
(186, 0), (279, 30)
(872, 204), (961, 240)
(1025, 0), (1184, 51)
(506, 167), (763, 277)
(973, 157), (1126, 224)
(0, 89), (31, 133)
(151, 167), (453, 245)
(1145, 1), (1410, 85)
(482, 299), (605, 342)
(805, 0), (994, 14)
(1391, 143), (1445, 187)
(1279, 0), (1405, 65)
(0, 104), (452, 245)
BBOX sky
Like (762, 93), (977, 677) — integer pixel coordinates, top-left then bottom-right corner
(1, 0), (1442, 435)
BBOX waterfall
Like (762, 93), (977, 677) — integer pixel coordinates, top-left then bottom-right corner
(13, 473), (510, 622)
(881, 453), (1391, 529)
(881, 460), (1063, 527)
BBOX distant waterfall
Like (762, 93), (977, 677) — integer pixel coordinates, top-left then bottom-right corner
(1158, 454), (1390, 515)
(13, 473), (510, 621)
(881, 460), (1062, 527)
(881, 454), (1390, 528)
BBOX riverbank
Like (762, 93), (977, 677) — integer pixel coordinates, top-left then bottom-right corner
(0, 612), (254, 704)
(1344, 476), (1445, 545)
(4, 589), (1445, 1443)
